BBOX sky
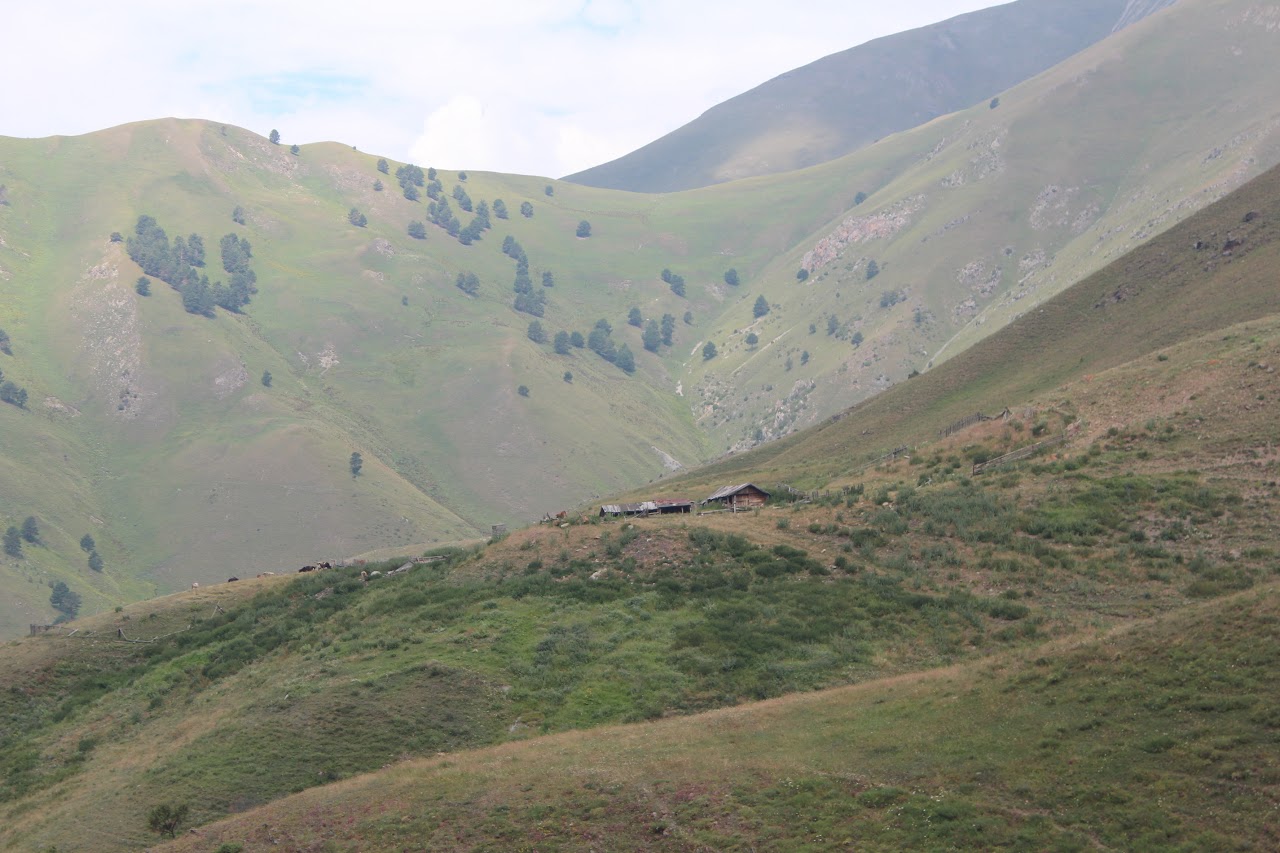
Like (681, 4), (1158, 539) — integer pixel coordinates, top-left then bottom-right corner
(3, 1), (1002, 178)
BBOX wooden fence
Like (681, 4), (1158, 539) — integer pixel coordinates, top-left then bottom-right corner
(938, 409), (1011, 439)
(971, 423), (1079, 475)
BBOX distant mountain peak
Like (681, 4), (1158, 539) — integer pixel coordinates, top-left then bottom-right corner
(1113, 0), (1180, 32)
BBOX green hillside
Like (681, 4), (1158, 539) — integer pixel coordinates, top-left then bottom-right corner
(2, 130), (1278, 850)
(565, 0), (1151, 192)
(1, 0), (1278, 636)
(160, 585), (1280, 852)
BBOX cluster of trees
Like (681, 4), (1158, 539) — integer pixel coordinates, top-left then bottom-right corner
(0, 367), (28, 408)
(753, 295), (771, 318)
(218, 233), (257, 311)
(866, 259), (881, 280)
(3, 516), (39, 557)
(81, 533), (103, 572)
(492, 199), (508, 219)
(587, 319), (634, 372)
(49, 581), (81, 622)
(427, 198), (460, 236)
(452, 184), (473, 212)
(455, 271), (480, 296)
(348, 208), (368, 227)
(879, 289), (902, 308)
(0, 327), (11, 354)
(521, 201), (534, 218)
(502, 236), (548, 316)
(127, 216), (252, 317)
(661, 268), (686, 297)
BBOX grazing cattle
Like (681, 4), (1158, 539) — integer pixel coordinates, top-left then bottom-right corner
(360, 571), (368, 580)
(368, 571), (382, 578)
(299, 565), (316, 573)
(191, 582), (199, 589)
(227, 577), (239, 583)
(318, 561), (332, 569)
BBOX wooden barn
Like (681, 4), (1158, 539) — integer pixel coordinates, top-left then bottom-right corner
(702, 483), (771, 511)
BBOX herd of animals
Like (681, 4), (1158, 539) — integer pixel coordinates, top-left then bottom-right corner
(188, 558), (429, 590)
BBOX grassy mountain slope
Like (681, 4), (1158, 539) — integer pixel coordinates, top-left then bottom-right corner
(1, 0), (1277, 636)
(686, 0), (1280, 453)
(2, 150), (1278, 850)
(159, 584), (1280, 852)
(661, 153), (1280, 495)
(564, 0), (1162, 192)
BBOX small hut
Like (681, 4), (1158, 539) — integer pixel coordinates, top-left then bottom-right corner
(652, 499), (693, 514)
(701, 483), (771, 511)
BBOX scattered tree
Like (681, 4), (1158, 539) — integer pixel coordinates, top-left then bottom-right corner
(136, 276), (151, 296)
(232, 205), (246, 225)
(80, 533), (96, 553)
(660, 314), (675, 347)
(520, 201), (534, 218)
(796, 268), (809, 281)
(683, 310), (693, 325)
(989, 97), (1000, 109)
(854, 191), (868, 206)
(88, 551), (104, 572)
(852, 331), (864, 347)
(427, 167), (438, 181)
(569, 331), (585, 349)
(492, 199), (508, 219)
(827, 315), (838, 335)
(801, 350), (810, 365)
(0, 328), (9, 354)
(702, 341), (718, 360)
(615, 344), (636, 374)
(0, 381), (28, 408)
(723, 268), (739, 286)
(407, 220), (426, 239)
(371, 179), (383, 192)
(458, 171), (468, 181)
(349, 452), (363, 477)
(455, 272), (480, 296)
(110, 231), (124, 243)
(261, 370), (272, 387)
(752, 295), (770, 318)
(879, 290), (900, 308)
(541, 270), (554, 288)
(642, 319), (661, 353)
(553, 331), (571, 355)
(576, 220), (592, 238)
(348, 208), (368, 227)
(403, 184), (420, 202)
(147, 804), (189, 840)
(377, 158), (390, 174)
(745, 332), (758, 346)
(268, 129), (280, 145)
(866, 259), (880, 280)
(290, 144), (300, 156)
(544, 185), (554, 196)
(517, 384), (529, 397)
(563, 371), (573, 383)
(527, 320), (548, 344)
(3, 526), (21, 558)
(49, 581), (80, 620)
(396, 163), (426, 189)
(21, 516), (39, 544)
(627, 306), (642, 328)
(809, 323), (817, 334)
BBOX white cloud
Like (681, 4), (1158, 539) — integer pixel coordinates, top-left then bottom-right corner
(3, 0), (1002, 177)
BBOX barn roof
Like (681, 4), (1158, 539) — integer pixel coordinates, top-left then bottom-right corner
(703, 483), (771, 502)
(652, 498), (693, 507)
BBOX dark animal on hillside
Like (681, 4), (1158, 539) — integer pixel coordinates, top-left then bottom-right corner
(299, 565), (316, 573)
(318, 561), (332, 569)
(227, 577), (239, 583)
(556, 510), (567, 519)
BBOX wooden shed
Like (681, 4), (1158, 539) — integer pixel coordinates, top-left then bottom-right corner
(702, 483), (771, 511)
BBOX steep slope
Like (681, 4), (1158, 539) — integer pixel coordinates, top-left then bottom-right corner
(564, 0), (1167, 193)
(685, 0), (1280, 453)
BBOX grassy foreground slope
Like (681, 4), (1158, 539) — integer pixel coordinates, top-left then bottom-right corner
(159, 584), (1280, 852)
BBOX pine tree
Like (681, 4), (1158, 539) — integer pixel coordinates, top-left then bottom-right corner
(349, 452), (363, 477)
(660, 313), (675, 346)
(80, 533), (96, 553)
(21, 516), (39, 544)
(753, 295), (771, 318)
(88, 551), (104, 572)
(643, 319), (661, 353)
(3, 526), (21, 558)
